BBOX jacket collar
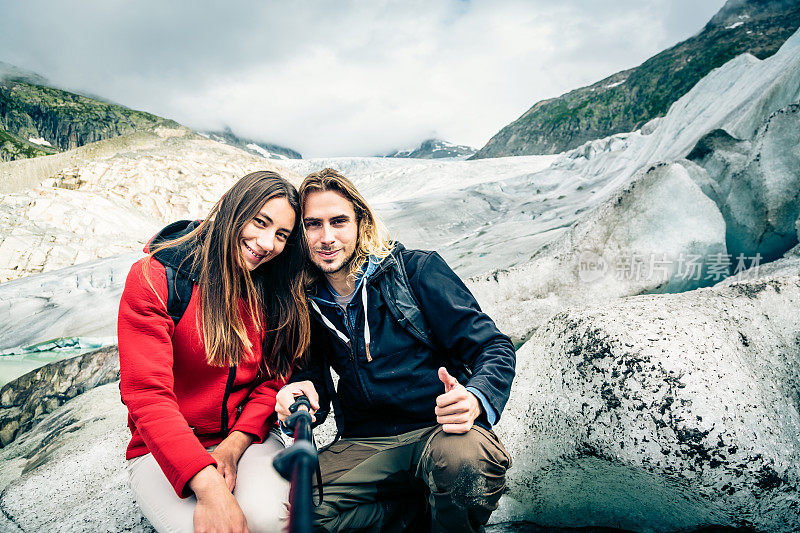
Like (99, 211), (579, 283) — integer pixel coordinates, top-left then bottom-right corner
(309, 243), (403, 306)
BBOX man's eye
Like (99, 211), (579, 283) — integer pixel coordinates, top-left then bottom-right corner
(305, 221), (320, 229)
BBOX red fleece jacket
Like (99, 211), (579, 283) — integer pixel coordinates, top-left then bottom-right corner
(118, 257), (286, 497)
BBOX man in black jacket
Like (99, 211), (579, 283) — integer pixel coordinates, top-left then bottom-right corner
(276, 168), (515, 532)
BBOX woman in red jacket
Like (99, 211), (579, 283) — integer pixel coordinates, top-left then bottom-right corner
(118, 171), (310, 533)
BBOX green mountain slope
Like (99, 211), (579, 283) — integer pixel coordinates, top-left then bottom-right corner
(472, 0), (800, 159)
(0, 128), (57, 161)
(0, 69), (181, 162)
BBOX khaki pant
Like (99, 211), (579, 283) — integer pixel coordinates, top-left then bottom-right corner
(313, 425), (511, 533)
(127, 429), (289, 533)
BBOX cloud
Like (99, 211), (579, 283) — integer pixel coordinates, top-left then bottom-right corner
(0, 0), (727, 156)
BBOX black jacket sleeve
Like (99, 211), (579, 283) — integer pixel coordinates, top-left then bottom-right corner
(406, 250), (516, 420)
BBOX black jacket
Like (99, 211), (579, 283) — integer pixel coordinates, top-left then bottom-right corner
(291, 244), (516, 438)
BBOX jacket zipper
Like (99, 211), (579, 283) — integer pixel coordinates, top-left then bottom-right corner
(220, 365), (237, 433)
(344, 308), (372, 362)
(337, 306), (372, 401)
(312, 300), (374, 404)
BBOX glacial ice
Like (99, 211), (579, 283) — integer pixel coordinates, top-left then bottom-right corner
(0, 24), (799, 533)
(2, 28), (799, 364)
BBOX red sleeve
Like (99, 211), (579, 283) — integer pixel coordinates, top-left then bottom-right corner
(118, 257), (216, 497)
(231, 375), (286, 442)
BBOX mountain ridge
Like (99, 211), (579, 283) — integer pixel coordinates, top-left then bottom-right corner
(471, 0), (800, 159)
(383, 138), (476, 159)
(0, 77), (184, 162)
(0, 66), (302, 163)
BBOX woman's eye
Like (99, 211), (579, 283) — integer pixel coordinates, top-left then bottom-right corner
(254, 218), (266, 227)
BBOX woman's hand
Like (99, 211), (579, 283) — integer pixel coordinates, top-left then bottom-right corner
(189, 466), (249, 533)
(209, 431), (254, 492)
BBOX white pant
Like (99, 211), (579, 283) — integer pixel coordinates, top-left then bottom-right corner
(127, 429), (289, 533)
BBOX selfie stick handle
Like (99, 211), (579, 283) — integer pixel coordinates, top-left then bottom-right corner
(273, 395), (317, 533)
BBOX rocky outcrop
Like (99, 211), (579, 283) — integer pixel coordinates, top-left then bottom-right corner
(0, 128), (56, 162)
(494, 270), (800, 531)
(0, 382), (152, 532)
(472, 0), (800, 158)
(0, 345), (119, 447)
(0, 77), (181, 161)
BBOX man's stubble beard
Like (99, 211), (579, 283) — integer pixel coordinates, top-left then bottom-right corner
(315, 246), (358, 276)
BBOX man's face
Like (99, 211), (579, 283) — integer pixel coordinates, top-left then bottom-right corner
(303, 190), (359, 276)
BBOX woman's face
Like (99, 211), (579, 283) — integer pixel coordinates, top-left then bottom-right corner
(238, 196), (296, 271)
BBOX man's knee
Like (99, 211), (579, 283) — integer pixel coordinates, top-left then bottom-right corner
(423, 427), (511, 498)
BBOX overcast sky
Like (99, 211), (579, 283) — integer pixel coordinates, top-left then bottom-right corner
(1, 0), (727, 157)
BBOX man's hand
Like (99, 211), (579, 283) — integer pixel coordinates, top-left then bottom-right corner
(189, 465), (249, 533)
(209, 431), (253, 492)
(435, 367), (482, 434)
(275, 381), (320, 423)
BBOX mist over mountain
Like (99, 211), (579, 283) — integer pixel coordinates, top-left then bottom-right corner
(472, 0), (800, 159)
(382, 138), (476, 159)
(198, 127), (301, 160)
(0, 66), (301, 163)
(0, 69), (184, 162)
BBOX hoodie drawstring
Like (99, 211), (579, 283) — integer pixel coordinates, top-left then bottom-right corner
(361, 283), (371, 361)
(310, 283), (372, 362)
(309, 300), (350, 346)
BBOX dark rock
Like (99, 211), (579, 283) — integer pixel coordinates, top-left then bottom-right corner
(0, 344), (119, 447)
(0, 76), (181, 161)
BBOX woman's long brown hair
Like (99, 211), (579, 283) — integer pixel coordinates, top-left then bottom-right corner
(149, 171), (310, 380)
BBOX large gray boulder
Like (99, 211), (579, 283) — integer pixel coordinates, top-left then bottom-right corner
(493, 270), (800, 531)
(0, 382), (152, 532)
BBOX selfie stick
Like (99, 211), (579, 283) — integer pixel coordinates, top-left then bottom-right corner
(273, 395), (317, 533)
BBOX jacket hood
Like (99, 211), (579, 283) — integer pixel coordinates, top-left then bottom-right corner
(370, 242), (406, 279)
(144, 220), (203, 281)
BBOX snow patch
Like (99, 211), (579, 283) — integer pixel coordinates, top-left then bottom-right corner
(245, 143), (288, 159)
(604, 79), (627, 89)
(726, 21), (745, 29)
(28, 137), (52, 147)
